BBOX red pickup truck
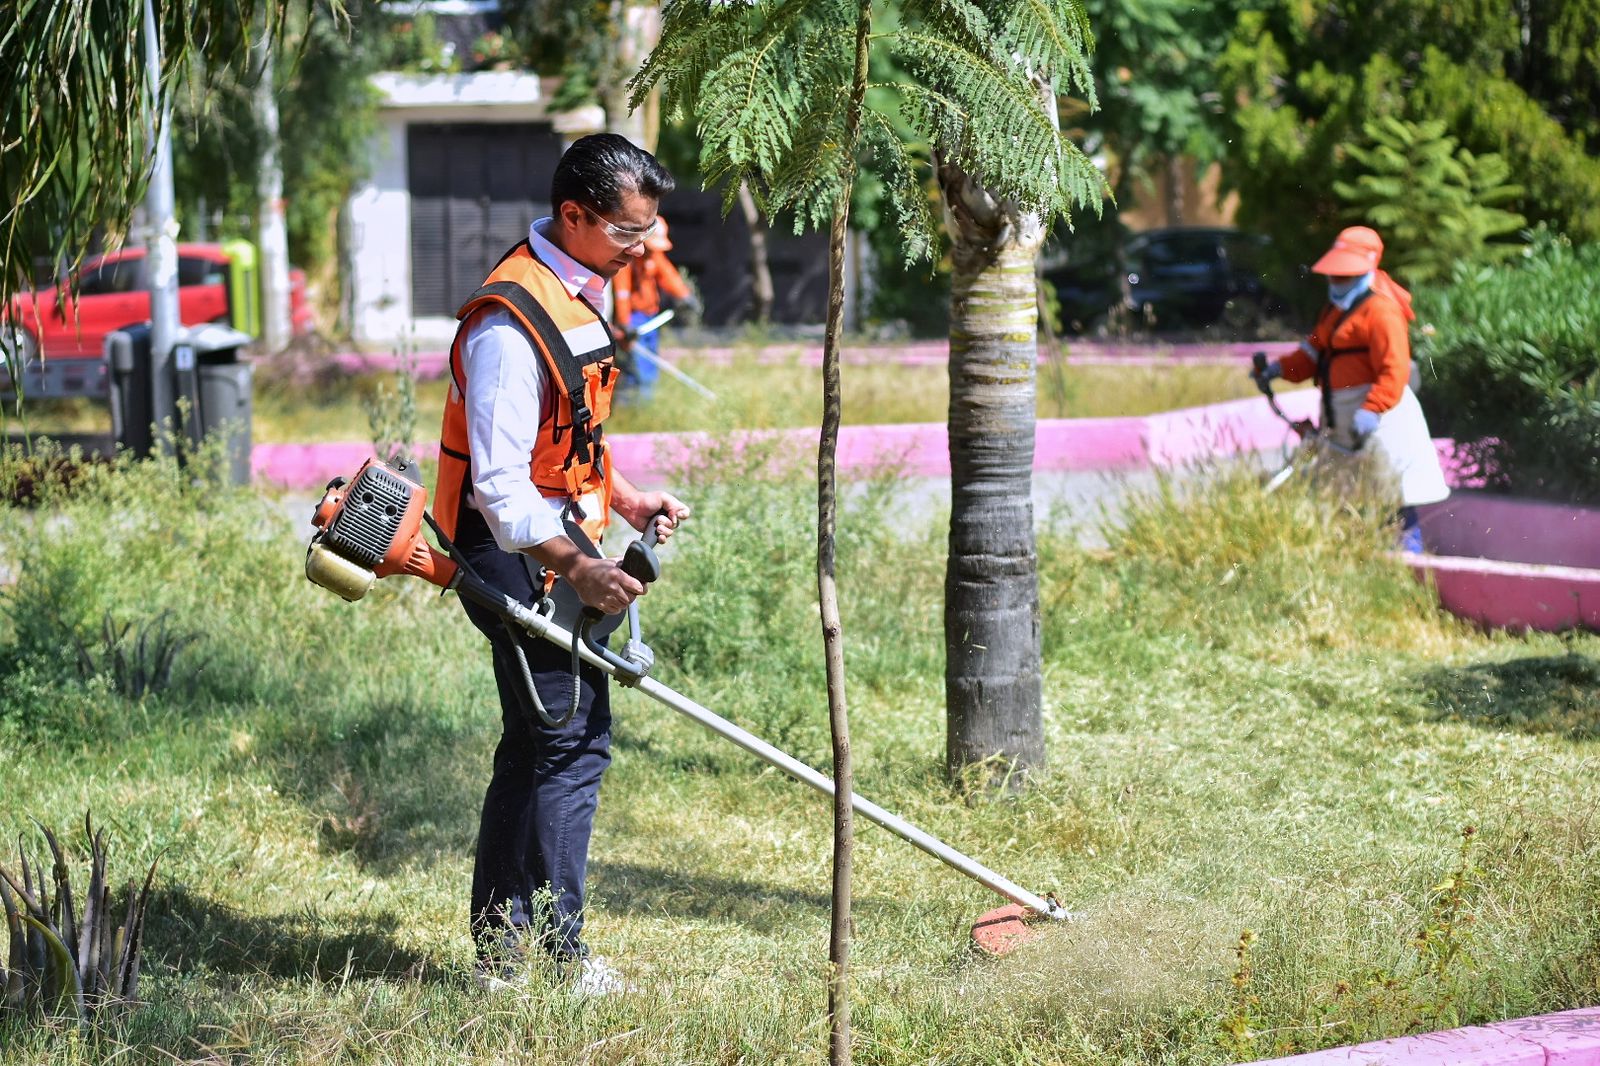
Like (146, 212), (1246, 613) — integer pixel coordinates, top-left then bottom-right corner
(3, 243), (312, 361)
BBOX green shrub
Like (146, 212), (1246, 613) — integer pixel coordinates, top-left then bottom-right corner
(1414, 232), (1600, 501)
(646, 437), (946, 763)
(1333, 116), (1524, 284)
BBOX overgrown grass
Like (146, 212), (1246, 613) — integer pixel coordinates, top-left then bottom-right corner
(1, 440), (1597, 1063)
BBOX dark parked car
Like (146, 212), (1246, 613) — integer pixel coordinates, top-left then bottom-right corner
(1045, 227), (1284, 336)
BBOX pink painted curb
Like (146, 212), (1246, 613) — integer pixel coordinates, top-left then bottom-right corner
(1248, 1006), (1600, 1064)
(1407, 493), (1600, 632)
(251, 390), (1323, 489)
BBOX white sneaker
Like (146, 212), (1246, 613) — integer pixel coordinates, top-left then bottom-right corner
(566, 955), (637, 997)
(472, 960), (522, 993)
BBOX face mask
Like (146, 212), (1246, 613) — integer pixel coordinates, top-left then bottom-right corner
(1328, 277), (1361, 302)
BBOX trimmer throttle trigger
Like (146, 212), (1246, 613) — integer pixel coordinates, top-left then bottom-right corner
(620, 510), (668, 586)
(621, 540), (660, 585)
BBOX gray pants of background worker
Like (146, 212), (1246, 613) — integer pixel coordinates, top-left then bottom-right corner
(452, 503), (612, 965)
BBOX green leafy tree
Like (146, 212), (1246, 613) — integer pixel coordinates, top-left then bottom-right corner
(1078, 0), (1232, 221)
(1, 0), (290, 384)
(499, 0), (663, 146)
(1415, 230), (1600, 501)
(1333, 116), (1525, 283)
(172, 2), (386, 315)
(633, 1), (1099, 1059)
(1218, 2), (1600, 302)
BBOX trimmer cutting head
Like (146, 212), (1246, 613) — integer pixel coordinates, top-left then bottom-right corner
(971, 897), (1072, 956)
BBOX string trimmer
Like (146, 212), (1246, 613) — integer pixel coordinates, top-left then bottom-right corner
(622, 310), (718, 401)
(1251, 351), (1366, 493)
(303, 455), (1070, 953)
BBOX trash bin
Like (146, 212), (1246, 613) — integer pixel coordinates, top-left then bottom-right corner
(106, 323), (155, 458)
(174, 323), (254, 486)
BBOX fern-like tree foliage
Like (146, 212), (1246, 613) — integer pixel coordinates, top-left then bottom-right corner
(637, 0), (1103, 770)
(637, 0), (1101, 261)
(1333, 116), (1525, 283)
(0, 0), (293, 385)
(634, 3), (1100, 1060)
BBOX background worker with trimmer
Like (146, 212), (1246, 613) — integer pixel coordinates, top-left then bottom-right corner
(434, 134), (690, 994)
(610, 216), (700, 402)
(1251, 225), (1449, 550)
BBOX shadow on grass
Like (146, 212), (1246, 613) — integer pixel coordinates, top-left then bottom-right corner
(1416, 652), (1600, 739)
(251, 698), (485, 875)
(146, 886), (439, 983)
(590, 859), (831, 931)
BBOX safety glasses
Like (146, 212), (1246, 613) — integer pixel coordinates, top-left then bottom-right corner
(580, 203), (659, 249)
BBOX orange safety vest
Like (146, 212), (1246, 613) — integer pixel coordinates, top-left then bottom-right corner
(1278, 287), (1411, 426)
(612, 250), (692, 323)
(435, 241), (619, 547)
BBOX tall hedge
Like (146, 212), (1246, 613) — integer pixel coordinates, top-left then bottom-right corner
(1415, 233), (1600, 502)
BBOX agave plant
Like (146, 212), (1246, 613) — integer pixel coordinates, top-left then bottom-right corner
(71, 609), (202, 700)
(0, 812), (159, 1023)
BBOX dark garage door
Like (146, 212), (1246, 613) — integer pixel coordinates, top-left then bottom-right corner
(408, 122), (565, 317)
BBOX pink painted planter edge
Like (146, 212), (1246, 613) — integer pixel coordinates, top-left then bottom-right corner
(321, 338), (1298, 380)
(1405, 552), (1600, 633)
(252, 390), (1322, 489)
(1246, 1005), (1600, 1065)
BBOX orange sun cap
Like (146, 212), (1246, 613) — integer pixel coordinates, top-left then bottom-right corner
(645, 217), (672, 252)
(1311, 226), (1384, 275)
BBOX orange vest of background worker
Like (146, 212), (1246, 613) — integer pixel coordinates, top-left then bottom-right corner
(610, 218), (697, 399)
(1254, 225), (1449, 548)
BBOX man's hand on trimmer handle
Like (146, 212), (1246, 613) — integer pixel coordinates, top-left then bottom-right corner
(529, 538), (645, 616)
(619, 491), (690, 545)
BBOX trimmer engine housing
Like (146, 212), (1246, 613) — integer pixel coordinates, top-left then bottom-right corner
(305, 456), (456, 601)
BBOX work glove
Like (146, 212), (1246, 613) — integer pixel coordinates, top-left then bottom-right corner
(1249, 354), (1282, 388)
(1351, 407), (1381, 438)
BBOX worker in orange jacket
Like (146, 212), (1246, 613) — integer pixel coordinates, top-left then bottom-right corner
(610, 217), (700, 401)
(1252, 226), (1449, 550)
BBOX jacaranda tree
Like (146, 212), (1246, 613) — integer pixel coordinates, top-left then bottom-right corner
(633, 2), (1100, 1060)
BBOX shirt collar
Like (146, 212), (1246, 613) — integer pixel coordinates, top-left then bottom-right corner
(529, 218), (606, 306)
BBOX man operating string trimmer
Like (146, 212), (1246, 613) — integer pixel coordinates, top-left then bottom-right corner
(436, 134), (689, 995)
(1250, 226), (1450, 549)
(305, 138), (1070, 979)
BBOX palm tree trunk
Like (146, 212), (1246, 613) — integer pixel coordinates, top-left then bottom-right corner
(938, 159), (1046, 786)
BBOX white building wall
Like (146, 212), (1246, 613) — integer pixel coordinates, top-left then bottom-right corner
(345, 71), (603, 349)
(347, 117), (426, 347)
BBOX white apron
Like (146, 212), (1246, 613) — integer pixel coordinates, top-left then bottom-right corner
(1327, 384), (1450, 507)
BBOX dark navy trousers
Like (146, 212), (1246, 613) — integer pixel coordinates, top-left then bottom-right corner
(453, 507), (611, 963)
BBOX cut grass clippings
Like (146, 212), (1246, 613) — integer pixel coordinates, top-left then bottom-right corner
(0, 439), (1596, 1064)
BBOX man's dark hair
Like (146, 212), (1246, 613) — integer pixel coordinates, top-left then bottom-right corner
(551, 134), (675, 215)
